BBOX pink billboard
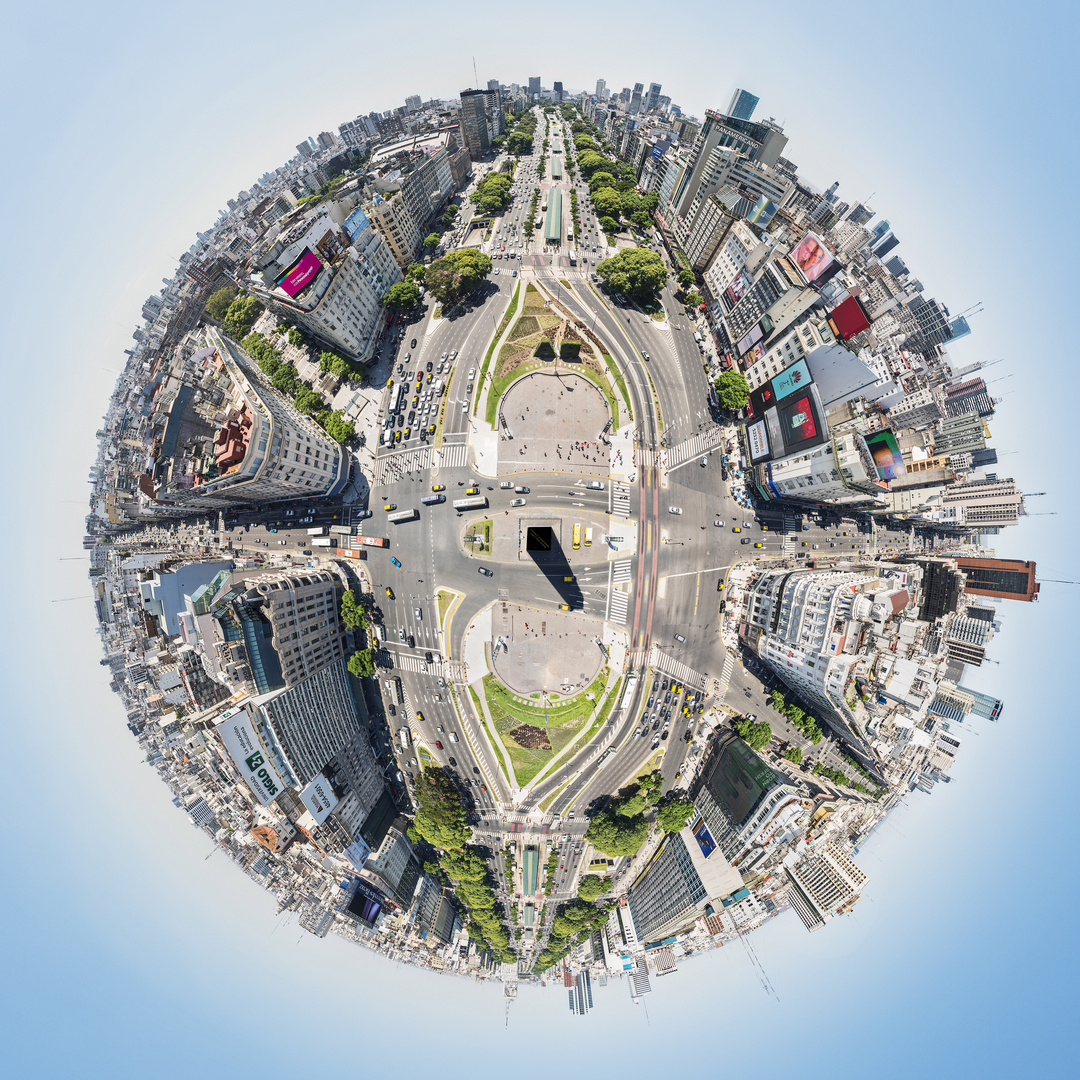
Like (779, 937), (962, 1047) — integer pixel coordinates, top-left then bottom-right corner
(789, 232), (834, 284)
(275, 247), (323, 297)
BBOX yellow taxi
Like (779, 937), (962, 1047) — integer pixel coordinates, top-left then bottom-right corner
(466, 486), (480, 495)
(432, 484), (446, 493)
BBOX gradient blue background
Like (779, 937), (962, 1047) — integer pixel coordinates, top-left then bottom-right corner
(2, 2), (1076, 1076)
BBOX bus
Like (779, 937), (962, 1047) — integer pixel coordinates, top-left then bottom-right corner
(310, 537), (333, 547)
(352, 535), (389, 548)
(420, 494), (446, 506)
(572, 523), (581, 550)
(387, 508), (418, 524)
(584, 527), (593, 547)
(306, 526), (326, 536)
(329, 525), (352, 536)
(391, 384), (405, 414)
(452, 496), (488, 511)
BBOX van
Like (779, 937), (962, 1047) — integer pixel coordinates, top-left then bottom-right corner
(373, 623), (387, 642)
(693, 331), (702, 344)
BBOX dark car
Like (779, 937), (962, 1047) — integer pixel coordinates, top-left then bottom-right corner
(425, 651), (433, 663)
(410, 338), (417, 348)
(426, 361), (433, 372)
(448, 757), (457, 767)
(407, 635), (415, 648)
(473, 765), (480, 774)
(478, 566), (494, 577)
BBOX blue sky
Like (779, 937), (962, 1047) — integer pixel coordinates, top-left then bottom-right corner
(2, 2), (1077, 1076)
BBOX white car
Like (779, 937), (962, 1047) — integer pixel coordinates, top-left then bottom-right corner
(510, 498), (526, 507)
(668, 507), (682, 515)
(714, 519), (725, 527)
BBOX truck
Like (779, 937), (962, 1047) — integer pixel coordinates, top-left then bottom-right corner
(307, 526), (326, 536)
(329, 525), (352, 537)
(310, 537), (333, 547)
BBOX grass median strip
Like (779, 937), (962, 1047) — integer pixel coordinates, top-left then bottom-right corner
(469, 684), (509, 782)
(601, 353), (632, 420)
(474, 281), (520, 418)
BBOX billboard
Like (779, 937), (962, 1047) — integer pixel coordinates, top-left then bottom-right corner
(736, 323), (763, 356)
(216, 706), (287, 806)
(692, 818), (717, 858)
(789, 232), (834, 284)
(343, 837), (372, 871)
(747, 419), (770, 462)
(828, 295), (871, 340)
(346, 878), (385, 925)
(650, 145), (664, 159)
(725, 268), (753, 304)
(299, 772), (338, 826)
(865, 430), (907, 480)
(771, 358), (811, 401)
(778, 393), (819, 445)
(274, 247), (323, 297)
(748, 195), (779, 227)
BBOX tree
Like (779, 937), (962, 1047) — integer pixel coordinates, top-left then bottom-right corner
(425, 249), (492, 306)
(630, 211), (652, 231)
(714, 369), (750, 411)
(588, 171), (616, 193)
(270, 363), (300, 397)
(440, 846), (490, 883)
(287, 326), (305, 348)
(733, 715), (773, 751)
(222, 294), (263, 338)
(615, 792), (647, 818)
(293, 385), (323, 415)
(685, 290), (704, 308)
(637, 769), (664, 805)
(205, 286), (237, 320)
(383, 280), (420, 311)
(576, 874), (611, 902)
(423, 232), (441, 253)
(595, 248), (667, 303)
(577, 149), (609, 177)
(340, 590), (364, 630)
(412, 767), (471, 851)
(592, 187), (623, 220)
(676, 267), (695, 289)
(598, 215), (619, 236)
(347, 649), (375, 678)
(769, 688), (787, 712)
(783, 746), (803, 764)
(406, 261), (427, 283)
(321, 409), (355, 444)
(657, 796), (695, 833)
(585, 806), (648, 857)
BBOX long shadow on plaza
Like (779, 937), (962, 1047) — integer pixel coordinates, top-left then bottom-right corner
(524, 525), (583, 609)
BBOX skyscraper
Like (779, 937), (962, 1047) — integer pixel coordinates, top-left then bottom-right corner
(726, 88), (760, 120)
(785, 843), (868, 933)
(957, 686), (1005, 720)
(646, 82), (662, 112)
(528, 76), (541, 99)
(569, 971), (593, 1015)
(595, 78), (606, 99)
(956, 558), (1040, 602)
(629, 82), (644, 113)
(553, 81), (563, 101)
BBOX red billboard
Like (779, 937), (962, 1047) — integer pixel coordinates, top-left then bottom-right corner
(274, 247), (323, 297)
(829, 295), (871, 340)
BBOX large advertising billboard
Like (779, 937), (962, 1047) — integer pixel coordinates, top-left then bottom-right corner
(777, 393), (821, 449)
(216, 707), (287, 806)
(725, 268), (753, 305)
(789, 232), (834, 284)
(299, 772), (338, 826)
(748, 195), (779, 227)
(343, 837), (372, 871)
(865, 430), (907, 480)
(274, 247), (323, 297)
(771, 358), (811, 401)
(747, 419), (770, 462)
(828, 295), (871, 340)
(736, 323), (763, 357)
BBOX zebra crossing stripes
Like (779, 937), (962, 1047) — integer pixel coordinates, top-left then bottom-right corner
(649, 648), (709, 691)
(436, 442), (469, 469)
(612, 484), (632, 517)
(612, 560), (632, 583)
(607, 590), (629, 625)
(717, 652), (735, 695)
(663, 427), (727, 471)
(375, 446), (432, 483)
(390, 653), (445, 676)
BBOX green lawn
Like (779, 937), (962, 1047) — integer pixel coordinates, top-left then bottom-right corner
(602, 353), (633, 419)
(436, 589), (454, 627)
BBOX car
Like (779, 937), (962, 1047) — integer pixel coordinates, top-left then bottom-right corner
(398, 627), (406, 642)
(499, 480), (514, 489)
(743, 521), (753, 528)
(732, 526), (741, 533)
(473, 765), (480, 774)
(714, 519), (726, 527)
(480, 784), (487, 792)
(432, 484), (446, 493)
(436, 725), (444, 734)
(435, 740), (443, 750)
(642, 352), (651, 362)
(385, 587), (394, 598)
(390, 556), (401, 567)
(414, 607), (423, 621)
(674, 633), (686, 643)
(407, 635), (415, 648)
(466, 486), (480, 495)
(700, 457), (708, 467)
(448, 756), (457, 767)
(515, 485), (530, 493)
(302, 549), (311, 555)
(510, 498), (526, 507)
(741, 537), (752, 544)
(384, 503), (396, 511)
(586, 480), (605, 490)
(441, 352), (448, 361)
(494, 267), (500, 274)
(668, 507), (682, 515)
(478, 566), (494, 577)
(755, 542), (763, 548)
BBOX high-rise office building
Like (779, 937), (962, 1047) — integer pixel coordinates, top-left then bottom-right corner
(646, 82), (662, 112)
(569, 971), (593, 1015)
(553, 81), (563, 101)
(629, 82), (644, 113)
(528, 76), (541, 99)
(487, 78), (499, 92)
(785, 844), (868, 932)
(626, 822), (742, 943)
(726, 88), (759, 120)
(937, 477), (1026, 529)
(460, 88), (503, 157)
(945, 377), (995, 419)
(595, 78), (606, 99)
(956, 558), (1040, 602)
(957, 686), (1004, 721)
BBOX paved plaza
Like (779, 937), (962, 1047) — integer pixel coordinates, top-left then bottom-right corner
(498, 371), (611, 476)
(490, 604), (604, 695)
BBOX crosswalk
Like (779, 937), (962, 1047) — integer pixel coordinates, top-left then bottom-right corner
(612, 483), (632, 517)
(392, 653), (446, 676)
(435, 442), (469, 469)
(612, 560), (633, 583)
(662, 427), (727, 471)
(607, 589), (630, 625)
(375, 446), (432, 484)
(717, 652), (735, 696)
(648, 647), (709, 691)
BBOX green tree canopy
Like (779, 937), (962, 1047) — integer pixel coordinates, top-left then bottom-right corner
(576, 875), (611, 902)
(595, 248), (667, 303)
(406, 261), (427, 282)
(615, 792), (647, 818)
(783, 746), (803, 764)
(657, 796), (696, 833)
(383, 279), (420, 311)
(347, 649), (375, 678)
(592, 187), (623, 220)
(585, 806), (648, 857)
(638, 770), (664, 805)
(287, 326), (305, 348)
(423, 232), (441, 252)
(440, 846), (490, 883)
(425, 249), (492, 306)
(340, 590), (364, 630)
(733, 715), (773, 751)
(589, 171), (616, 193)
(205, 286), (237, 320)
(577, 149), (610, 176)
(413, 767), (471, 851)
(222, 294), (263, 338)
(321, 409), (355, 444)
(714, 369), (750, 411)
(293, 385), (323, 415)
(470, 172), (513, 215)
(676, 267), (695, 288)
